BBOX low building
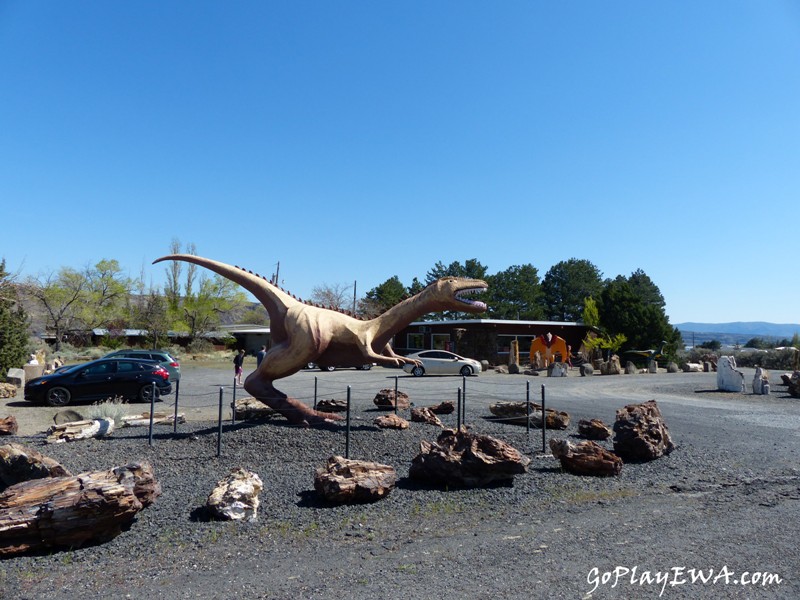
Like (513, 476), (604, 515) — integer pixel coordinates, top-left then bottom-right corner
(392, 319), (598, 365)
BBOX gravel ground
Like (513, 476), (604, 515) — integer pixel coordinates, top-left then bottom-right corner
(1, 367), (799, 599)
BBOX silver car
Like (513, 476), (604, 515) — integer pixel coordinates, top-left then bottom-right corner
(402, 350), (482, 377)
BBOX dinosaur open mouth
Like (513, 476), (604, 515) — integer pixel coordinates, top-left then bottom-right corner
(456, 288), (487, 311)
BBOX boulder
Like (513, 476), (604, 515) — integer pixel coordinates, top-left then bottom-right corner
(613, 400), (674, 461)
(489, 401), (570, 429)
(0, 417), (17, 436)
(428, 400), (455, 415)
(22, 364), (43, 382)
(233, 397), (276, 421)
(580, 363), (594, 377)
(577, 418), (612, 440)
(206, 467), (263, 521)
(781, 373), (793, 386)
(648, 360), (658, 374)
(717, 356), (745, 392)
(508, 363), (521, 375)
(6, 368), (25, 388)
(0, 443), (72, 490)
(666, 362), (679, 373)
(547, 363), (568, 377)
(373, 388), (410, 410)
(315, 456), (396, 504)
(752, 367), (770, 395)
(373, 414), (409, 429)
(624, 361), (637, 375)
(683, 363), (703, 373)
(494, 365), (509, 374)
(409, 426), (530, 487)
(550, 438), (623, 477)
(315, 399), (348, 413)
(789, 372), (800, 398)
(600, 356), (622, 375)
(411, 407), (444, 428)
(53, 409), (84, 425)
(0, 383), (17, 399)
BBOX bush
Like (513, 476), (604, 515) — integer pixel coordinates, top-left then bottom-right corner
(87, 397), (129, 424)
(187, 338), (214, 355)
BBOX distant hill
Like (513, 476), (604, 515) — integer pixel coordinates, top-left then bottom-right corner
(675, 322), (800, 346)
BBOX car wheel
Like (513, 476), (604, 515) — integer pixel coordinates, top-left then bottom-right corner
(45, 386), (71, 407)
(411, 365), (425, 377)
(139, 384), (160, 403)
(360, 364), (372, 371)
(320, 365), (335, 372)
(460, 365), (473, 377)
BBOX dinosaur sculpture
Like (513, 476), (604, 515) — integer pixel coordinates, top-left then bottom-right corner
(152, 255), (488, 426)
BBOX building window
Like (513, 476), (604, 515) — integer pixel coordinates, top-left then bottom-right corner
(407, 333), (424, 350)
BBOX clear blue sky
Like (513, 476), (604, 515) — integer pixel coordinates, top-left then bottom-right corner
(2, 1), (799, 324)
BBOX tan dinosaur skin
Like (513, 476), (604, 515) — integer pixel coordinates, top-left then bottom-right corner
(153, 254), (488, 426)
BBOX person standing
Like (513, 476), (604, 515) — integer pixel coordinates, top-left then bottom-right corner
(233, 348), (245, 385)
(256, 345), (267, 368)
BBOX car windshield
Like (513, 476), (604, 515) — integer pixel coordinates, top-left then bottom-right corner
(56, 364), (82, 375)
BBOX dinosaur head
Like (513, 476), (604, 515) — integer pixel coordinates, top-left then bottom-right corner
(422, 277), (488, 313)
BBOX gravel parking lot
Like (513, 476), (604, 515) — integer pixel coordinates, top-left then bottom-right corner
(1, 366), (798, 599)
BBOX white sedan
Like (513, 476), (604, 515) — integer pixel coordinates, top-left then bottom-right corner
(402, 350), (482, 377)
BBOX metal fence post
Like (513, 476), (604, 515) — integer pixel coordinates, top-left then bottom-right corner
(541, 383), (547, 453)
(231, 378), (237, 425)
(172, 379), (180, 434)
(345, 385), (351, 459)
(526, 380), (531, 437)
(457, 388), (462, 430)
(217, 386), (224, 457)
(394, 376), (399, 415)
(148, 384), (156, 446)
(461, 376), (467, 426)
(314, 376), (318, 410)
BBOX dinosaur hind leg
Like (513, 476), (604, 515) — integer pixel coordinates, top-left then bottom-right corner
(244, 344), (343, 426)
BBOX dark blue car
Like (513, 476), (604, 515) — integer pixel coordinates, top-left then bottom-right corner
(24, 358), (172, 407)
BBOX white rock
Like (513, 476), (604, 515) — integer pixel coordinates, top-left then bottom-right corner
(717, 356), (744, 393)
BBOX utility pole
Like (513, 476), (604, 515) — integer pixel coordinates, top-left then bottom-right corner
(272, 261), (280, 286)
(352, 280), (357, 314)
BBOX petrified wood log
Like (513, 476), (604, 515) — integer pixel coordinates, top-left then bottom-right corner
(0, 443), (71, 490)
(121, 412), (186, 427)
(550, 438), (622, 477)
(46, 418), (115, 444)
(411, 407), (444, 427)
(315, 399), (348, 413)
(787, 371), (800, 398)
(613, 400), (674, 461)
(409, 426), (530, 487)
(206, 467), (263, 521)
(0, 416), (18, 436)
(314, 456), (396, 503)
(233, 397), (277, 421)
(577, 418), (612, 440)
(429, 400), (455, 415)
(0, 383), (16, 399)
(373, 414), (409, 429)
(373, 388), (410, 410)
(0, 462), (160, 556)
(488, 401), (570, 429)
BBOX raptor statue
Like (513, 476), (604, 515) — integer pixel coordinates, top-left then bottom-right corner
(152, 255), (488, 426)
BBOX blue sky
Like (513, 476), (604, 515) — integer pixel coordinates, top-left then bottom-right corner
(2, 1), (799, 324)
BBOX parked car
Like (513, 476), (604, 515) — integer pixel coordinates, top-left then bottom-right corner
(24, 358), (172, 407)
(103, 349), (181, 382)
(401, 350), (482, 377)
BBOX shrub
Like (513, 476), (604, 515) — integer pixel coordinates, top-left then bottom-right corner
(87, 397), (129, 424)
(187, 338), (214, 355)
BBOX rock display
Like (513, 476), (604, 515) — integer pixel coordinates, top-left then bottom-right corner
(549, 438), (623, 476)
(613, 400), (674, 461)
(233, 397), (276, 421)
(315, 399), (348, 413)
(373, 388), (410, 410)
(648, 361), (658, 374)
(717, 356), (745, 392)
(580, 363), (594, 376)
(409, 426), (530, 487)
(752, 367), (770, 395)
(789, 372), (800, 398)
(46, 419), (115, 444)
(489, 401), (570, 429)
(5, 369), (24, 388)
(120, 412), (186, 427)
(314, 456), (396, 503)
(206, 467), (263, 521)
(411, 407), (444, 428)
(577, 418), (612, 440)
(0, 462), (159, 556)
(53, 409), (84, 425)
(667, 362), (679, 373)
(624, 361), (637, 375)
(0, 383), (17, 399)
(429, 400), (455, 415)
(683, 362), (703, 372)
(373, 414), (409, 429)
(600, 356), (622, 375)
(547, 363), (568, 377)
(0, 417), (17, 436)
(0, 443), (71, 490)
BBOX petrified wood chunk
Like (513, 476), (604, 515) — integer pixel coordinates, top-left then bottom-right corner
(550, 438), (622, 477)
(373, 388), (410, 410)
(789, 372), (800, 398)
(489, 401), (570, 429)
(373, 414), (409, 429)
(0, 416), (17, 436)
(577, 418), (612, 440)
(0, 462), (159, 556)
(233, 397), (276, 421)
(316, 399), (348, 413)
(409, 426), (530, 487)
(429, 400), (455, 415)
(780, 372), (793, 386)
(206, 467), (263, 521)
(0, 383), (17, 399)
(0, 443), (72, 490)
(121, 412), (186, 427)
(613, 400), (674, 461)
(600, 356), (622, 375)
(411, 407), (444, 427)
(314, 456), (396, 503)
(46, 418), (115, 444)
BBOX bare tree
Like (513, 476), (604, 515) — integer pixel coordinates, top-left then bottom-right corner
(310, 282), (352, 311)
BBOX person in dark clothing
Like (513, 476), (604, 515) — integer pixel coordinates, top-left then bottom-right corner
(233, 349), (245, 385)
(256, 345), (267, 368)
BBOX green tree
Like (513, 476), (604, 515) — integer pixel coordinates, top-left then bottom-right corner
(25, 267), (86, 350)
(78, 259), (133, 330)
(0, 259), (29, 374)
(486, 264), (544, 320)
(179, 275), (247, 339)
(359, 276), (408, 318)
(582, 296), (600, 328)
(541, 259), (604, 321)
(423, 259), (489, 321)
(131, 288), (170, 348)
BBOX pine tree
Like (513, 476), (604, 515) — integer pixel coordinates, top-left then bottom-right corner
(0, 259), (29, 375)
